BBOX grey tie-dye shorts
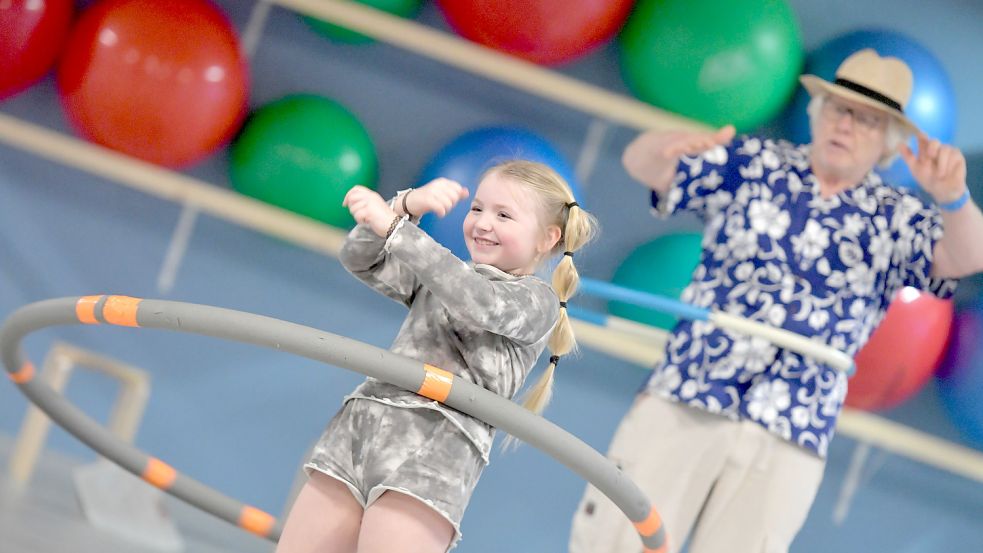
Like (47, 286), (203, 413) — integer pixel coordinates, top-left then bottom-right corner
(305, 398), (486, 550)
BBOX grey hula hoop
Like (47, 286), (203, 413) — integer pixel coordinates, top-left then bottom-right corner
(1, 296), (667, 552)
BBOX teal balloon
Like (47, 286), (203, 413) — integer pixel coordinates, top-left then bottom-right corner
(609, 233), (704, 330)
(230, 94), (377, 229)
(304, 0), (422, 44)
(619, 0), (803, 131)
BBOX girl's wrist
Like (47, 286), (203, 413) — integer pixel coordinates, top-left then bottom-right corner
(400, 189), (416, 218)
(385, 214), (404, 238)
(389, 188), (413, 217)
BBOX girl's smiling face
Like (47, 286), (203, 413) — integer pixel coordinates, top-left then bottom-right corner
(463, 172), (559, 275)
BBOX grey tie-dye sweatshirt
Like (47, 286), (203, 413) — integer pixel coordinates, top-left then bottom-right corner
(338, 219), (560, 463)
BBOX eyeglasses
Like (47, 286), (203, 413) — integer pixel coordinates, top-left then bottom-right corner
(822, 98), (886, 132)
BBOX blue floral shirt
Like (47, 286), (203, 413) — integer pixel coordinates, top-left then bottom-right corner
(647, 135), (957, 458)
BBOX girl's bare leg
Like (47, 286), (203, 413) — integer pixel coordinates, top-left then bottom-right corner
(275, 471), (363, 553)
(357, 490), (455, 553)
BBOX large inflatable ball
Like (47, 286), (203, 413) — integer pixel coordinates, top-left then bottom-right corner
(0, 0), (73, 100)
(620, 0), (803, 131)
(609, 233), (704, 330)
(230, 95), (378, 229)
(58, 0), (249, 167)
(436, 0), (634, 66)
(847, 287), (953, 411)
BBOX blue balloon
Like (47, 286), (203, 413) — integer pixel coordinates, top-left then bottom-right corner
(936, 305), (983, 450)
(781, 29), (957, 189)
(416, 126), (581, 260)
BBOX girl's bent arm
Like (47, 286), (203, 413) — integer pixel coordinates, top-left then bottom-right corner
(387, 223), (559, 345)
(339, 223), (420, 306)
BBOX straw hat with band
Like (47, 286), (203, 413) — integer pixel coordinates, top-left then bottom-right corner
(800, 48), (920, 135)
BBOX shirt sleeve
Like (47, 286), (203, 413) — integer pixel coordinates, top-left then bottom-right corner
(893, 196), (958, 299)
(386, 223), (560, 345)
(650, 136), (747, 221)
(339, 222), (421, 307)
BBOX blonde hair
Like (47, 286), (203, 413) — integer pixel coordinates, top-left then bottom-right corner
(806, 93), (911, 168)
(485, 160), (598, 418)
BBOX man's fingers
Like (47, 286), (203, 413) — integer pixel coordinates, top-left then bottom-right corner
(663, 144), (685, 159)
(926, 139), (942, 161)
(952, 150), (967, 176)
(666, 139), (706, 158)
(691, 126), (733, 153)
(715, 125), (736, 144)
(915, 132), (930, 150)
(687, 139), (717, 156)
(937, 147), (953, 173)
(899, 143), (916, 166)
(941, 149), (965, 180)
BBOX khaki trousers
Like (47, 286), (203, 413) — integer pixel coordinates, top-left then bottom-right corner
(569, 394), (825, 553)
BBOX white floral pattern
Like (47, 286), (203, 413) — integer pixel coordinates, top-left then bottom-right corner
(647, 136), (956, 458)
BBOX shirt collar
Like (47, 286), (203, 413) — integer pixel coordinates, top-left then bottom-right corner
(470, 262), (528, 281)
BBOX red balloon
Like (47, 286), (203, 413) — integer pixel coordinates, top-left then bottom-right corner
(0, 0), (74, 100)
(847, 287), (954, 411)
(435, 0), (634, 66)
(57, 0), (249, 168)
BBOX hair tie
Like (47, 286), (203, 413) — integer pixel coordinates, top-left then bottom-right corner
(401, 190), (415, 218)
(559, 301), (567, 308)
(565, 201), (579, 209)
(549, 355), (560, 366)
(563, 251), (574, 257)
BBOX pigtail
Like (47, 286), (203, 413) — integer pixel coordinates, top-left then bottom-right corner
(519, 201), (596, 415)
(488, 161), (597, 451)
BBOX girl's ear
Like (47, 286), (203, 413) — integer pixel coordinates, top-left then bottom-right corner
(539, 224), (562, 255)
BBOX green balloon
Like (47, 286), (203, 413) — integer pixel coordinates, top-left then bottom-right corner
(230, 94), (377, 229)
(304, 0), (422, 44)
(619, 0), (803, 131)
(609, 233), (704, 330)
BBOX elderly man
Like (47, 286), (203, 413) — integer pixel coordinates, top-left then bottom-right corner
(569, 49), (983, 553)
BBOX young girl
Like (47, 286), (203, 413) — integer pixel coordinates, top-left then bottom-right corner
(275, 160), (597, 553)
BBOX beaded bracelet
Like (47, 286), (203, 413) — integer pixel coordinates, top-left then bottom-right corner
(385, 214), (404, 238)
(939, 189), (971, 212)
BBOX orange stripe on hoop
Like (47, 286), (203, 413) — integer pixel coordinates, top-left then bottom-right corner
(634, 508), (663, 537)
(644, 546), (668, 553)
(76, 296), (101, 324)
(417, 364), (453, 403)
(103, 296), (142, 327)
(142, 458), (177, 489)
(8, 362), (35, 384)
(239, 506), (275, 537)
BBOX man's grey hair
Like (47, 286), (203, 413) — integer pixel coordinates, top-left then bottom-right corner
(806, 93), (910, 168)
